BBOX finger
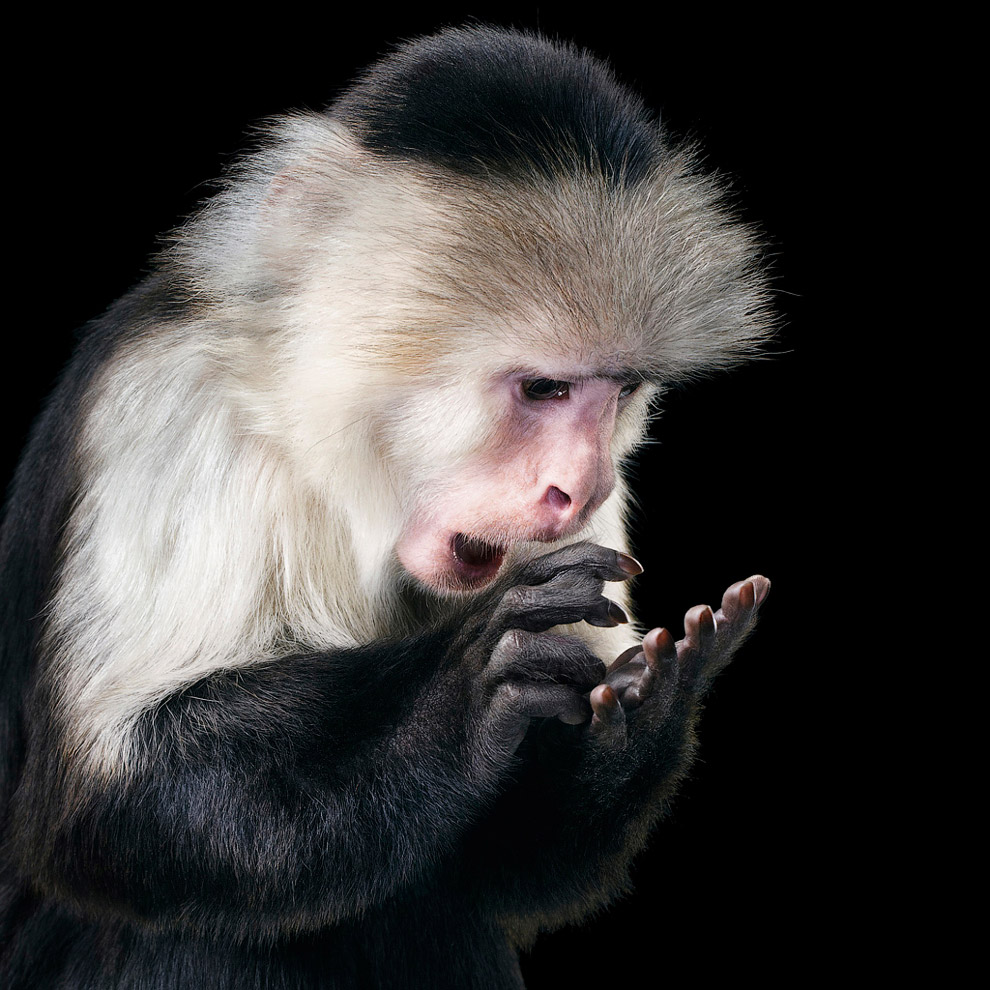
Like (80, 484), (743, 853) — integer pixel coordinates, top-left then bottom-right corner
(719, 575), (770, 623)
(520, 542), (643, 586)
(589, 684), (627, 747)
(584, 597), (629, 628)
(608, 643), (644, 671)
(496, 682), (590, 723)
(720, 578), (756, 620)
(601, 653), (652, 709)
(683, 604), (717, 652)
(750, 574), (771, 606)
(642, 627), (676, 673)
(496, 564), (636, 634)
(590, 684), (623, 723)
(487, 630), (606, 690)
(641, 627), (679, 713)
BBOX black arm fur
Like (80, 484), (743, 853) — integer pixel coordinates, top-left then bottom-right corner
(3, 526), (705, 989)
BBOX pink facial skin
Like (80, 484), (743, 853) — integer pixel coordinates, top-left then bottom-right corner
(396, 376), (636, 593)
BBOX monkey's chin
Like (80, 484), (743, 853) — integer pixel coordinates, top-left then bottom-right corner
(448, 533), (507, 590)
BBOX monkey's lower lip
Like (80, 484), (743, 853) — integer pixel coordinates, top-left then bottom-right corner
(451, 533), (506, 582)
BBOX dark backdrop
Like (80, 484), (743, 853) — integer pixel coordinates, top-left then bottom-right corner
(5, 6), (867, 983)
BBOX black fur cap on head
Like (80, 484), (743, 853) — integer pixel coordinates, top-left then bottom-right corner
(332, 25), (663, 184)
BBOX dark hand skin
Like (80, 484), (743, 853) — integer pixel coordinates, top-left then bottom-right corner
(590, 574), (771, 746)
(456, 547), (770, 925)
(461, 542), (769, 749)
(455, 543), (636, 752)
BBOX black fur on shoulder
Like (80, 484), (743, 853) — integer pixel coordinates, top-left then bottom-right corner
(334, 25), (662, 184)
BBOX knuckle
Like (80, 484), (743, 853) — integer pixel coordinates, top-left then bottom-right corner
(491, 628), (528, 664)
(498, 682), (522, 702)
(549, 568), (602, 601)
(501, 585), (534, 611)
(525, 541), (606, 581)
(567, 541), (609, 572)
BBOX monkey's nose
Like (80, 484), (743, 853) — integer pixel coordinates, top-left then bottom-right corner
(540, 464), (614, 527)
(544, 485), (572, 515)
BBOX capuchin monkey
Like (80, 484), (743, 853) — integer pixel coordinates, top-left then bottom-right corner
(0, 25), (773, 990)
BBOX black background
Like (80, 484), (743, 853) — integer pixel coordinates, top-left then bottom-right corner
(4, 6), (877, 983)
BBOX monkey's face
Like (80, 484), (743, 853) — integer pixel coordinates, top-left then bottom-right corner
(395, 372), (640, 593)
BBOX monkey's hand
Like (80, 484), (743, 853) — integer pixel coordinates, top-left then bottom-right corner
(460, 543), (639, 748)
(459, 573), (768, 916)
(589, 575), (770, 748)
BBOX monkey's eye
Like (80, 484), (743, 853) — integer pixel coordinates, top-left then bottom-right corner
(522, 378), (570, 400)
(618, 381), (641, 399)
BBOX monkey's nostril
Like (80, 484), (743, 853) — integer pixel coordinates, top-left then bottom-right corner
(545, 486), (572, 513)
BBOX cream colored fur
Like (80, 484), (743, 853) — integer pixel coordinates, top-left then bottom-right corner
(45, 120), (771, 773)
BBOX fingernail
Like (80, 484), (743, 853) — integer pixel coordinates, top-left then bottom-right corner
(616, 552), (643, 576)
(739, 581), (756, 611)
(608, 600), (629, 624)
(752, 575), (770, 606)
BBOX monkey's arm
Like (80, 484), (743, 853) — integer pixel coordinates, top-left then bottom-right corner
(460, 576), (770, 932)
(13, 637), (491, 936)
(9, 544), (635, 938)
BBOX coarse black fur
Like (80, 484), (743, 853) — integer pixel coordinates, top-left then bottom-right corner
(1, 25), (771, 990)
(2, 542), (699, 988)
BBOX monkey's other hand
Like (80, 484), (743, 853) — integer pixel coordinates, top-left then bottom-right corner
(589, 575), (770, 745)
(471, 543), (640, 730)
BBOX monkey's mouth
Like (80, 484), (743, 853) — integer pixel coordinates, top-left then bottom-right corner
(451, 533), (507, 585)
